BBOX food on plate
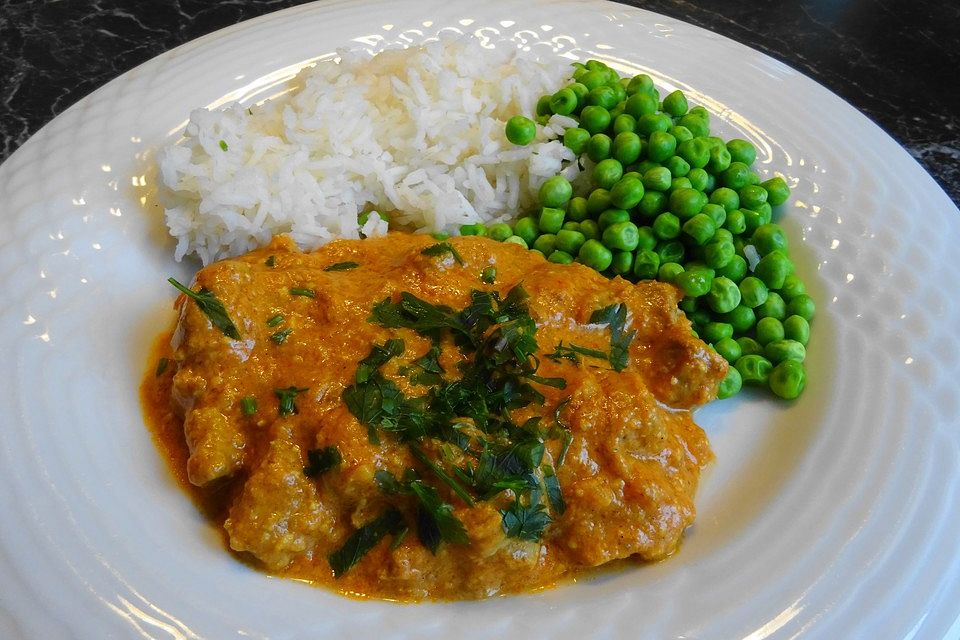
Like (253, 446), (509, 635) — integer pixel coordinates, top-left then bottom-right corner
(143, 234), (726, 600)
(489, 58), (812, 399)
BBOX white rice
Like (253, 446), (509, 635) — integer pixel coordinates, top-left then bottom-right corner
(158, 34), (580, 265)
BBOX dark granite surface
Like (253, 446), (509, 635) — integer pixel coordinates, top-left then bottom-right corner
(1, 0), (957, 205)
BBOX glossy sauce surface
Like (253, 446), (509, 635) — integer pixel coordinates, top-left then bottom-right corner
(141, 233), (725, 600)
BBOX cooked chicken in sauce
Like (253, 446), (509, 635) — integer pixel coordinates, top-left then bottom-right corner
(142, 233), (726, 600)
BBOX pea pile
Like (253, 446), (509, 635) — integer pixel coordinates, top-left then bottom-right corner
(453, 59), (812, 400)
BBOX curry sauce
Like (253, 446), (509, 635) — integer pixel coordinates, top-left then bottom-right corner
(141, 233), (726, 600)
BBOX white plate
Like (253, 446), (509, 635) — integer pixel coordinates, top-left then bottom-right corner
(2, 1), (959, 638)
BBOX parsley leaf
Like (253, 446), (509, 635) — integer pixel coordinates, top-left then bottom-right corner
(303, 446), (342, 477)
(270, 327), (293, 344)
(289, 287), (316, 298)
(168, 277), (241, 340)
(324, 261), (360, 272)
(155, 357), (169, 377)
(409, 480), (470, 553)
(421, 242), (465, 266)
(547, 341), (610, 365)
(328, 508), (404, 577)
(501, 501), (552, 541)
(274, 386), (308, 416)
(542, 464), (565, 515)
(589, 303), (637, 372)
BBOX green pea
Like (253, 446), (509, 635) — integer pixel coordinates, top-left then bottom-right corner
(752, 223), (788, 256)
(658, 262), (685, 284)
(633, 249), (660, 280)
(667, 125), (693, 143)
(702, 203), (727, 228)
(598, 208), (631, 230)
(704, 240), (735, 269)
(505, 235), (528, 249)
(707, 276), (742, 313)
(579, 219), (601, 241)
(756, 291), (787, 320)
(689, 309), (711, 327)
(755, 201), (773, 223)
(747, 171), (761, 185)
(707, 144), (732, 173)
(656, 240), (685, 264)
(578, 239), (613, 271)
(612, 132), (643, 165)
(563, 127), (591, 155)
(624, 92), (659, 119)
(547, 250), (574, 265)
(717, 366), (743, 399)
(736, 354), (773, 385)
(533, 233), (558, 255)
(679, 112), (709, 138)
(513, 217), (539, 246)
(714, 337), (742, 364)
(549, 87), (579, 115)
(586, 85), (618, 110)
(663, 155), (691, 178)
(593, 159), (623, 191)
(637, 191), (667, 218)
(626, 74), (655, 95)
(602, 221), (640, 251)
(536, 95), (553, 117)
(562, 221), (581, 231)
(682, 214), (716, 246)
(723, 209), (747, 235)
(778, 275), (806, 301)
(669, 187), (706, 220)
(670, 177), (693, 192)
(505, 116), (536, 145)
(488, 222), (513, 242)
(756, 316), (785, 345)
(636, 113), (672, 136)
(755, 250), (794, 289)
(567, 82), (589, 105)
(431, 232), (450, 241)
(736, 336), (764, 356)
(538, 207), (565, 235)
(647, 131), (677, 163)
(686, 167), (709, 192)
(539, 176), (573, 208)
(659, 89), (686, 116)
(726, 139), (757, 166)
(642, 166), (672, 192)
(460, 223), (487, 236)
(783, 315), (811, 346)
(709, 187), (739, 213)
(678, 137), (711, 169)
(613, 113), (637, 134)
(586, 188), (612, 215)
(768, 360), (806, 399)
(714, 228), (734, 244)
(653, 212), (681, 240)
(741, 209), (764, 236)
(676, 266), (714, 298)
(701, 321), (734, 343)
(786, 294), (816, 321)
(762, 176), (791, 206)
(739, 184), (768, 211)
(580, 105), (612, 134)
(765, 339), (806, 364)
(739, 276), (769, 308)
(610, 250), (634, 275)
(555, 229), (587, 255)
(716, 253), (748, 282)
(567, 196), (589, 222)
(722, 161), (751, 190)
(609, 176), (645, 210)
(724, 304), (757, 334)
(586, 133), (612, 162)
(611, 80), (627, 104)
(679, 296), (698, 314)
(579, 69), (608, 91)
(636, 226), (657, 251)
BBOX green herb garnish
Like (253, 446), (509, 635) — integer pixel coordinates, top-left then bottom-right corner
(547, 341), (610, 365)
(240, 396), (257, 416)
(270, 327), (293, 345)
(155, 357), (169, 377)
(168, 277), (240, 340)
(274, 386), (308, 416)
(266, 314), (284, 327)
(303, 446), (342, 477)
(500, 501), (552, 541)
(328, 508), (404, 577)
(324, 261), (360, 272)
(218, 139), (228, 151)
(480, 266), (496, 284)
(589, 303), (636, 372)
(289, 287), (316, 298)
(265, 255), (276, 267)
(421, 242), (465, 266)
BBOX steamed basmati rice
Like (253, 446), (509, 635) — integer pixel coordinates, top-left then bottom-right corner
(158, 34), (581, 265)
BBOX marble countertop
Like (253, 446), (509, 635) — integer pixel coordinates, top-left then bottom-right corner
(1, 0), (957, 205)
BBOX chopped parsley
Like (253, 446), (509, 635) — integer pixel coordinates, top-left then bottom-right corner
(274, 386), (308, 416)
(218, 139), (228, 151)
(266, 314), (284, 327)
(168, 277), (240, 340)
(303, 446), (342, 477)
(328, 508), (404, 577)
(265, 255), (276, 267)
(240, 396), (257, 416)
(547, 341), (610, 366)
(480, 266), (496, 284)
(324, 261), (360, 272)
(289, 287), (316, 298)
(500, 501), (551, 541)
(270, 327), (293, 345)
(421, 242), (464, 266)
(589, 303), (637, 372)
(155, 357), (169, 377)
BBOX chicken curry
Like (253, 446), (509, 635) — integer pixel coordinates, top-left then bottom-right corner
(141, 233), (726, 600)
